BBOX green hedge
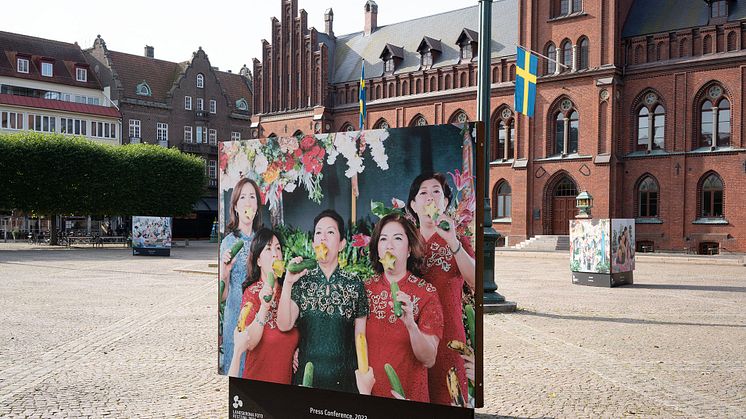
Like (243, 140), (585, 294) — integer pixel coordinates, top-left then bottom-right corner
(0, 132), (206, 216)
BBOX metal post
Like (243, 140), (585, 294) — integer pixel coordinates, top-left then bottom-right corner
(478, 0), (515, 312)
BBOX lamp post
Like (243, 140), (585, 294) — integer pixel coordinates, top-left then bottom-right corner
(478, 0), (515, 313)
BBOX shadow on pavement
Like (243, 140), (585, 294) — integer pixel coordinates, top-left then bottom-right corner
(519, 310), (746, 329)
(630, 283), (746, 293)
(477, 415), (554, 419)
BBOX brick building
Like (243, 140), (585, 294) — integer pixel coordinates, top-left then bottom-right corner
(85, 37), (254, 237)
(252, 0), (745, 253)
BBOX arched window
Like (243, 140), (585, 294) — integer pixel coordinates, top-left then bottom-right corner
(402, 80), (409, 95)
(679, 38), (689, 57)
(509, 65), (516, 81)
(416, 79), (422, 94)
(197, 73), (204, 89)
(492, 67), (499, 83)
(293, 130), (304, 137)
(700, 173), (724, 218)
(375, 85), (382, 100)
(429, 77), (436, 92)
(460, 72), (467, 87)
(411, 115), (427, 127)
(637, 176), (659, 218)
(578, 37), (589, 70)
(634, 44), (644, 64)
(136, 81), (152, 97)
(553, 99), (579, 156)
(388, 83), (395, 97)
(494, 107), (515, 161)
(493, 181), (512, 219)
(699, 85), (730, 148)
(703, 35), (713, 54)
(561, 40), (572, 71)
(727, 32), (737, 51)
(546, 43), (557, 74)
(449, 110), (469, 125)
(236, 98), (249, 111)
(444, 75), (452, 89)
(636, 92), (665, 151)
(373, 118), (390, 129)
(656, 42), (665, 61)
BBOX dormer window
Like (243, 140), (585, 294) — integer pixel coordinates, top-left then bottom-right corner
(136, 81), (152, 96)
(711, 0), (727, 20)
(417, 36), (442, 70)
(456, 28), (478, 62)
(16, 57), (29, 74)
(41, 62), (53, 77)
(76, 67), (87, 82)
(236, 98), (249, 111)
(380, 44), (404, 75)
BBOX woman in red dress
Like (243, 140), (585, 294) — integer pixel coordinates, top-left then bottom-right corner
(361, 213), (443, 402)
(228, 228), (301, 384)
(406, 172), (476, 406)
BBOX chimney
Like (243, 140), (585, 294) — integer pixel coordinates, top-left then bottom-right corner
(144, 45), (154, 58)
(364, 1), (378, 36)
(325, 8), (334, 38)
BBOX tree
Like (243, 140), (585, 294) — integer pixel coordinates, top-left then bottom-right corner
(0, 132), (206, 244)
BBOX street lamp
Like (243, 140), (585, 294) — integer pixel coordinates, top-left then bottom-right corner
(575, 191), (593, 219)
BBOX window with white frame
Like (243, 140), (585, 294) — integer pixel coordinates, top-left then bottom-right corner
(209, 128), (217, 144)
(157, 122), (168, 142)
(92, 121), (117, 139)
(17, 58), (29, 74)
(184, 126), (193, 143)
(28, 114), (55, 132)
(210, 99), (216, 114)
(1, 111), (22, 130)
(231, 131), (241, 141)
(197, 98), (204, 111)
(41, 62), (53, 77)
(129, 119), (141, 139)
(196, 126), (206, 144)
(76, 68), (87, 82)
(208, 160), (217, 179)
(60, 118), (86, 135)
(197, 73), (204, 88)
(185, 96), (192, 110)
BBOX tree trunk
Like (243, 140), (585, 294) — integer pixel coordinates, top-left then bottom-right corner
(49, 215), (58, 246)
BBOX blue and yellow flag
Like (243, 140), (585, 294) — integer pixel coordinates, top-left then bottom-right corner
(359, 60), (366, 130)
(515, 47), (538, 118)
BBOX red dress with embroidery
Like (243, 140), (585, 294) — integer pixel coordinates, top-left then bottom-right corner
(240, 280), (300, 384)
(422, 233), (474, 406)
(365, 272), (444, 403)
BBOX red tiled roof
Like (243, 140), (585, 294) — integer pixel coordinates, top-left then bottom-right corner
(108, 51), (182, 102)
(0, 94), (120, 118)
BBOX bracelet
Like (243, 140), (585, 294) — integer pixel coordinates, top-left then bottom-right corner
(449, 241), (462, 255)
(256, 317), (266, 327)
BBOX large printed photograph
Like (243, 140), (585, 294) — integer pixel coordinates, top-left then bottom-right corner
(217, 124), (479, 408)
(131, 216), (172, 256)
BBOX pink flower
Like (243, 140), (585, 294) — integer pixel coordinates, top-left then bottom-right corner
(391, 198), (405, 209)
(448, 169), (472, 192)
(300, 135), (316, 151)
(351, 233), (371, 248)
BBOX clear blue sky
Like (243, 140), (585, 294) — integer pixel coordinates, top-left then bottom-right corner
(8, 0), (479, 73)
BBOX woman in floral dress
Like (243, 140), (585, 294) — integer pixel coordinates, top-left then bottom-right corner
(406, 172), (475, 406)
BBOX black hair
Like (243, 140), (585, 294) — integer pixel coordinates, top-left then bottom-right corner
(242, 227), (284, 292)
(313, 209), (346, 239)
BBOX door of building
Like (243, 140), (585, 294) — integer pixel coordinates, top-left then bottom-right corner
(551, 177), (578, 235)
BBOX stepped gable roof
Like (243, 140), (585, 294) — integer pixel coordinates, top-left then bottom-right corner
(330, 1), (518, 84)
(0, 30), (103, 90)
(623, 0), (746, 38)
(107, 50), (181, 102)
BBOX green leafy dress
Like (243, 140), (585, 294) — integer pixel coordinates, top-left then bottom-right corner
(290, 266), (368, 392)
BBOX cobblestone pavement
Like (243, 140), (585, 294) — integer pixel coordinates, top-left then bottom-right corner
(0, 243), (744, 418)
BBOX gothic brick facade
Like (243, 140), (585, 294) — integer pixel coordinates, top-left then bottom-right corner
(252, 0), (746, 253)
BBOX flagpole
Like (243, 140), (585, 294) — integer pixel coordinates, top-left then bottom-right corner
(516, 44), (570, 69)
(352, 59), (366, 225)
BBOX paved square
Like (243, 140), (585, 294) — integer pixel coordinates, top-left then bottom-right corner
(0, 243), (744, 418)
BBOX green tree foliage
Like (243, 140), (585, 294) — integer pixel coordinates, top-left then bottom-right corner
(0, 132), (206, 217)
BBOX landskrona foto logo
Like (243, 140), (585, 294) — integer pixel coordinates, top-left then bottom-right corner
(232, 395), (243, 409)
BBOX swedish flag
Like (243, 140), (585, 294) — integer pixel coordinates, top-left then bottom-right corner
(515, 47), (538, 117)
(359, 60), (366, 130)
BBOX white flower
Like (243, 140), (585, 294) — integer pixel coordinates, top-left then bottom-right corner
(284, 182), (297, 193)
(367, 130), (389, 170)
(253, 152), (268, 174)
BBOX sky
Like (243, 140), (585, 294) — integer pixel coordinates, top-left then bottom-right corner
(7, 0), (480, 74)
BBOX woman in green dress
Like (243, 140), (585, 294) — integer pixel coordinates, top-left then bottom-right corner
(277, 209), (370, 393)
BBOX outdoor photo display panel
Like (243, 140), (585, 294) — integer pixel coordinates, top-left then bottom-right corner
(218, 124), (482, 417)
(131, 216), (172, 256)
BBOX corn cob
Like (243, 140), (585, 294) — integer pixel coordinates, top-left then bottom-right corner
(355, 333), (369, 374)
(384, 363), (405, 399)
(225, 239), (244, 264)
(287, 258), (317, 273)
(446, 340), (474, 358)
(447, 367), (465, 407)
(302, 362), (314, 387)
(390, 282), (402, 317)
(236, 301), (254, 332)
